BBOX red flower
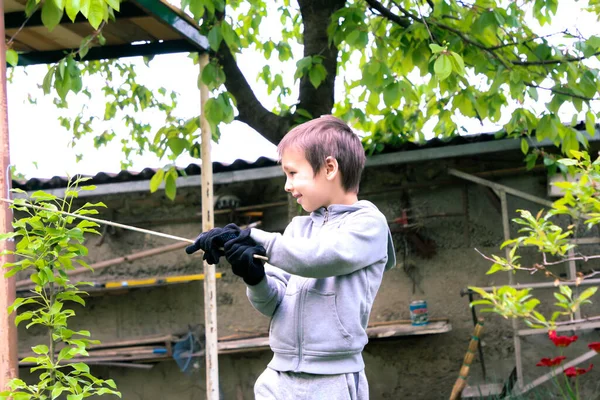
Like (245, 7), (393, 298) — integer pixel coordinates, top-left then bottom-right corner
(536, 356), (566, 367)
(564, 364), (593, 378)
(549, 330), (578, 347)
(589, 342), (600, 353)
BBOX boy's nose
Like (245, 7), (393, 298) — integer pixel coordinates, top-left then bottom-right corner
(284, 179), (292, 192)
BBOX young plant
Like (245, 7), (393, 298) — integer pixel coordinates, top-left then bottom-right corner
(469, 150), (600, 399)
(470, 150), (600, 329)
(0, 177), (121, 400)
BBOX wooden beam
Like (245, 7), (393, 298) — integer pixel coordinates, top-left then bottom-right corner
(3, 2), (147, 29)
(0, 1), (18, 388)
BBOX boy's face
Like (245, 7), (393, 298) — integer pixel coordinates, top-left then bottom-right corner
(281, 147), (331, 213)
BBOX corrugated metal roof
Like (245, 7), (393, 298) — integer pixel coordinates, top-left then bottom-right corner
(13, 126), (597, 191)
(12, 156), (279, 191)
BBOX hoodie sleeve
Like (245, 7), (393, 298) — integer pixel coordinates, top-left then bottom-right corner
(250, 209), (389, 278)
(244, 225), (293, 317)
(245, 264), (290, 317)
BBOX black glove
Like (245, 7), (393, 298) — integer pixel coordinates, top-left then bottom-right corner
(185, 224), (243, 264)
(224, 236), (266, 286)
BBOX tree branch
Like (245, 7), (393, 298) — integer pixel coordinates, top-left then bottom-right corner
(488, 30), (569, 50)
(367, 0), (512, 69)
(524, 82), (600, 102)
(215, 44), (292, 145)
(364, 0), (410, 28)
(513, 51), (600, 66)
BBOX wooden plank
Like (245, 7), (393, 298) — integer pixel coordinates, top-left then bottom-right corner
(4, 0), (25, 12)
(129, 16), (180, 40)
(102, 19), (156, 43)
(89, 334), (176, 350)
(217, 320), (453, 353)
(461, 384), (503, 398)
(5, 28), (62, 51)
(4, 35), (34, 52)
(367, 320), (452, 338)
(36, 25), (84, 50)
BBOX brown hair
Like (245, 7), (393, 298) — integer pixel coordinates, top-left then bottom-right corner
(277, 115), (366, 193)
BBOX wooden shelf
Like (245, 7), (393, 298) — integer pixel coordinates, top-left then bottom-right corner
(216, 320), (452, 355)
(18, 321), (452, 367)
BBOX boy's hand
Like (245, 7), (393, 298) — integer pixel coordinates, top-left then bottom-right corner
(185, 223), (242, 264)
(224, 237), (266, 286)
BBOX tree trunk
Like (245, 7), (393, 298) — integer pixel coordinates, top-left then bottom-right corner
(297, 0), (346, 118)
(217, 0), (345, 145)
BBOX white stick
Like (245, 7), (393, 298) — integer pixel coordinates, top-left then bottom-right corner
(0, 198), (268, 261)
(0, 197), (195, 243)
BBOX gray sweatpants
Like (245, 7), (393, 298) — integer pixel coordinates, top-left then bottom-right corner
(254, 367), (369, 400)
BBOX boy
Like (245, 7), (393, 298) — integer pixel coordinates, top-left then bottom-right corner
(186, 115), (396, 399)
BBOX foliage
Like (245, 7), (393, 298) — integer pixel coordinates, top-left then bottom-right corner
(470, 150), (600, 330)
(0, 178), (120, 400)
(6, 0), (600, 195)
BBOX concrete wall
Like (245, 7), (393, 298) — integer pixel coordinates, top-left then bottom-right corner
(16, 153), (600, 399)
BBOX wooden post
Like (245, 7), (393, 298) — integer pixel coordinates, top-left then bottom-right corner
(0, 0), (18, 389)
(500, 190), (523, 388)
(199, 52), (219, 400)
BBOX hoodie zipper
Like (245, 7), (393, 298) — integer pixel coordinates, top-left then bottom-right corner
(296, 279), (309, 371)
(323, 208), (329, 225)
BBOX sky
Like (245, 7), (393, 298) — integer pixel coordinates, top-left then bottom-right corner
(6, 0), (599, 180)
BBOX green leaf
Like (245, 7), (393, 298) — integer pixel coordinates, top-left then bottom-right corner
(485, 263), (504, 275)
(167, 138), (188, 157)
(449, 52), (465, 76)
(104, 0), (119, 11)
(0, 232), (18, 241)
(578, 286), (597, 302)
(586, 111), (596, 136)
(70, 362), (90, 373)
(6, 49), (18, 67)
(32, 345), (49, 355)
(41, 0), (64, 31)
(433, 54), (452, 81)
(559, 285), (572, 299)
(165, 172), (177, 201)
(557, 158), (578, 166)
(308, 64), (327, 89)
(429, 43), (445, 53)
(52, 387), (67, 399)
(208, 25), (223, 51)
(383, 82), (400, 108)
(149, 169), (164, 193)
(65, 0), (80, 21)
(520, 138), (529, 154)
(15, 311), (34, 327)
(87, 0), (106, 29)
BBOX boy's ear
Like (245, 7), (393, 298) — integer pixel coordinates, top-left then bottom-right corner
(324, 156), (339, 181)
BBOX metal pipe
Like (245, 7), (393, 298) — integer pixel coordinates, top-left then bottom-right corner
(199, 52), (220, 400)
(514, 350), (598, 396)
(448, 168), (554, 208)
(499, 189), (524, 388)
(0, 0), (18, 388)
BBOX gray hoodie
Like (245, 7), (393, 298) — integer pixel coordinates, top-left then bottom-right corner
(248, 200), (396, 374)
